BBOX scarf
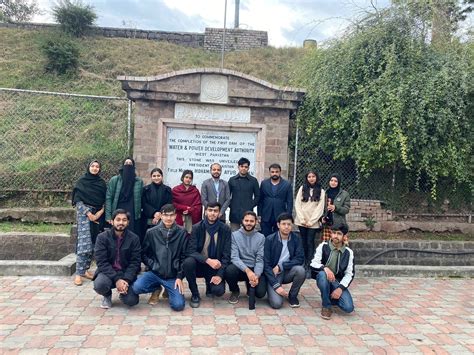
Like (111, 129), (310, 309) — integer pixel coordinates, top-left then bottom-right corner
(118, 164), (136, 203)
(326, 173), (341, 203)
(72, 160), (106, 208)
(326, 241), (346, 274)
(204, 218), (222, 259)
(149, 182), (166, 209)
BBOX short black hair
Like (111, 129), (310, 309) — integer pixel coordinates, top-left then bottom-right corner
(269, 163), (281, 171)
(330, 224), (349, 235)
(181, 169), (193, 181)
(160, 204), (176, 214)
(242, 210), (257, 220)
(207, 201), (221, 210)
(112, 209), (130, 220)
(277, 212), (294, 224)
(238, 157), (250, 166)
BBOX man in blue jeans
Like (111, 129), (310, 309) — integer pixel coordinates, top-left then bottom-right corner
(311, 224), (355, 319)
(133, 204), (190, 311)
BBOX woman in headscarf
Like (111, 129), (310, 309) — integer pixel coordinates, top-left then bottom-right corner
(105, 158), (144, 235)
(294, 170), (325, 277)
(172, 169), (202, 233)
(141, 168), (172, 238)
(72, 160), (107, 286)
(322, 173), (351, 243)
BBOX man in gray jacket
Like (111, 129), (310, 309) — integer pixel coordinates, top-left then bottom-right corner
(225, 211), (266, 305)
(201, 163), (231, 222)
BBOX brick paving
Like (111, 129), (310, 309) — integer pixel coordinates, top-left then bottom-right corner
(0, 276), (472, 354)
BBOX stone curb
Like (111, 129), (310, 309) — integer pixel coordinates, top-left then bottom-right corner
(0, 253), (76, 276)
(358, 265), (474, 278)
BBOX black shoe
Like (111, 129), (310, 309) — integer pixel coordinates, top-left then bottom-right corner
(288, 296), (300, 308)
(205, 284), (214, 298)
(190, 294), (201, 308)
(228, 291), (239, 304)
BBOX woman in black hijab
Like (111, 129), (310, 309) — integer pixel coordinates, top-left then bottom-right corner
(72, 160), (106, 286)
(105, 158), (143, 235)
(322, 173), (351, 242)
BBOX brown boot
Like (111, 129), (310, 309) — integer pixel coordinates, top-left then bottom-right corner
(321, 308), (332, 320)
(83, 270), (94, 280)
(148, 287), (162, 305)
(74, 275), (83, 286)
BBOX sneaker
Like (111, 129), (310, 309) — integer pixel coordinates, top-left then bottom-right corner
(288, 296), (300, 308)
(162, 289), (169, 299)
(148, 287), (162, 305)
(190, 294), (201, 308)
(100, 295), (112, 309)
(228, 291), (239, 304)
(321, 307), (332, 320)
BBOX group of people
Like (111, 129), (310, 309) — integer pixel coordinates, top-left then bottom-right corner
(72, 157), (354, 319)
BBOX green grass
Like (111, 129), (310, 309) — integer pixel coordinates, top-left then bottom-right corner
(0, 221), (72, 234)
(351, 231), (473, 241)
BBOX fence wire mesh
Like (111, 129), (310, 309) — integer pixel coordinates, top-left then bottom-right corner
(0, 88), (131, 204)
(291, 126), (473, 216)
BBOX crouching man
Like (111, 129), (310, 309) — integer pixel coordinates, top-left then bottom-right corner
(264, 213), (305, 309)
(93, 209), (141, 309)
(132, 204), (189, 311)
(311, 224), (355, 320)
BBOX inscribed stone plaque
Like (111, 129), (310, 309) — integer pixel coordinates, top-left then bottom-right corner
(200, 74), (228, 104)
(166, 127), (257, 188)
(175, 103), (250, 123)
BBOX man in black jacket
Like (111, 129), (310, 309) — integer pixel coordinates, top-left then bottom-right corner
(264, 213), (305, 309)
(311, 224), (355, 320)
(183, 202), (231, 308)
(93, 209), (141, 309)
(132, 204), (189, 311)
(228, 157), (260, 231)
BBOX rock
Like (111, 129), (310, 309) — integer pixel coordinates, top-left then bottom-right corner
(0, 208), (74, 224)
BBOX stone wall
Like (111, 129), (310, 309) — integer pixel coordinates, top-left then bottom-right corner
(351, 239), (474, 266)
(204, 28), (268, 51)
(0, 22), (268, 51)
(347, 199), (393, 222)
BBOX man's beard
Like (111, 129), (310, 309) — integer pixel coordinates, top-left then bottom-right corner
(271, 175), (280, 180)
(243, 224), (255, 232)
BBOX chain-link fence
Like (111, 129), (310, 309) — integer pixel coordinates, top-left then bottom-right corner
(0, 88), (131, 206)
(291, 125), (473, 216)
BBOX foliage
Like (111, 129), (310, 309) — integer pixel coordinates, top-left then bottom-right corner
(40, 32), (79, 74)
(0, 0), (40, 22)
(296, 5), (473, 199)
(52, 0), (96, 37)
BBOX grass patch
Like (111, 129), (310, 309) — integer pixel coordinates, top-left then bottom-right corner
(351, 231), (474, 241)
(0, 221), (72, 234)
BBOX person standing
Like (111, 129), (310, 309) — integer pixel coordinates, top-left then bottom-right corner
(105, 158), (143, 235)
(257, 163), (293, 237)
(225, 211), (266, 307)
(183, 202), (231, 308)
(228, 157), (260, 232)
(201, 163), (231, 222)
(132, 204), (189, 311)
(93, 209), (141, 309)
(311, 224), (355, 320)
(72, 160), (107, 286)
(294, 170), (325, 277)
(141, 168), (172, 239)
(322, 173), (351, 242)
(172, 170), (202, 233)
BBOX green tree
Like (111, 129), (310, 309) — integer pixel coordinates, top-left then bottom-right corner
(297, 5), (473, 198)
(0, 0), (40, 22)
(52, 0), (97, 37)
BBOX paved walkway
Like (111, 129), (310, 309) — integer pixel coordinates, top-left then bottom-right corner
(0, 276), (472, 354)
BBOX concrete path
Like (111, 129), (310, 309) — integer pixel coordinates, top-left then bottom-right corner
(0, 276), (472, 354)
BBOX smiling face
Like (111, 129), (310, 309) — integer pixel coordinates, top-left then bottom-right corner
(182, 174), (193, 186)
(307, 172), (317, 185)
(329, 176), (339, 188)
(211, 164), (222, 179)
(112, 213), (129, 232)
(89, 161), (100, 175)
(242, 213), (257, 232)
(151, 171), (163, 185)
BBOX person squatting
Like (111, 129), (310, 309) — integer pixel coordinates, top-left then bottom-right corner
(72, 157), (354, 320)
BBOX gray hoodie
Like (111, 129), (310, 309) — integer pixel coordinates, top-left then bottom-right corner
(231, 227), (265, 276)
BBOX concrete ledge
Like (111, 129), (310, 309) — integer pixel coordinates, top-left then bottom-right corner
(0, 207), (75, 224)
(0, 253), (76, 276)
(349, 221), (474, 234)
(358, 265), (474, 278)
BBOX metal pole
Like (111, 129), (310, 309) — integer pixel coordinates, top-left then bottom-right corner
(234, 0), (240, 28)
(221, 0), (228, 69)
(127, 100), (132, 153)
(292, 121), (299, 197)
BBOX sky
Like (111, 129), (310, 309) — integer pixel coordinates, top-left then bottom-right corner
(33, 0), (393, 47)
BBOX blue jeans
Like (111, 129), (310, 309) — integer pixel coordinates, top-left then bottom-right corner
(316, 271), (354, 313)
(132, 271), (185, 311)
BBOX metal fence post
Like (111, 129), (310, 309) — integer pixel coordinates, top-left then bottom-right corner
(127, 99), (132, 154)
(292, 121), (299, 197)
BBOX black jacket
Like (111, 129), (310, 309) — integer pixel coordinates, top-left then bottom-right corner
(141, 183), (173, 221)
(189, 220), (232, 279)
(264, 231), (305, 289)
(94, 228), (141, 284)
(142, 222), (190, 279)
(228, 174), (260, 223)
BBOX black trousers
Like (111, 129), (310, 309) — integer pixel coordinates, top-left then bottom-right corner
(93, 272), (139, 306)
(298, 226), (320, 264)
(224, 264), (267, 298)
(182, 257), (226, 297)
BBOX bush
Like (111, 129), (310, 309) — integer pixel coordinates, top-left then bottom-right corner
(40, 33), (79, 74)
(52, 0), (97, 37)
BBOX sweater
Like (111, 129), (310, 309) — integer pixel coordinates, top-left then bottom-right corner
(294, 187), (326, 228)
(230, 227), (265, 277)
